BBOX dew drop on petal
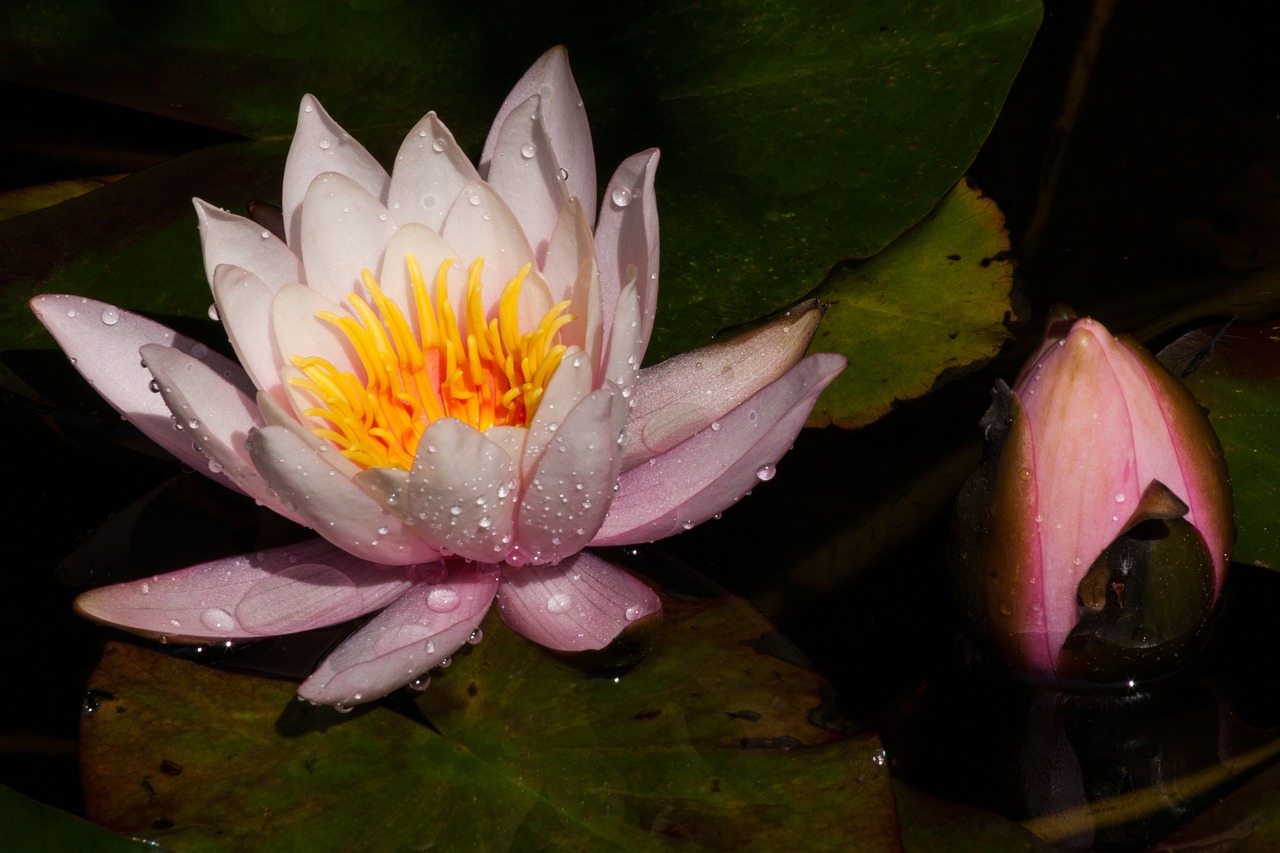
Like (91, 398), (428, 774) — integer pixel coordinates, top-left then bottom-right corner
(610, 187), (632, 208)
(467, 628), (483, 645)
(426, 587), (460, 612)
(438, 656), (452, 669)
(625, 605), (644, 622)
(100, 308), (119, 326)
(755, 464), (776, 482)
(546, 593), (572, 614)
(520, 143), (536, 159)
(710, 421), (722, 432)
(318, 139), (331, 150)
(200, 607), (236, 632)
(1114, 493), (1126, 503)
(407, 675), (431, 692)
(432, 137), (446, 152)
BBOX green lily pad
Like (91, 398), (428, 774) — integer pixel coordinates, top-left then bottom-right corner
(0, 784), (161, 853)
(1, 0), (1040, 417)
(82, 586), (899, 851)
(1163, 322), (1280, 569)
(807, 179), (1016, 428)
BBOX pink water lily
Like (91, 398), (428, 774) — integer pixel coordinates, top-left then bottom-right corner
(33, 47), (845, 706)
(952, 308), (1233, 684)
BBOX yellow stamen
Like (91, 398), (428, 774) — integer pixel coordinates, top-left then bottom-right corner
(288, 255), (572, 471)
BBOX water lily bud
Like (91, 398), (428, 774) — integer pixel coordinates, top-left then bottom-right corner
(952, 308), (1234, 686)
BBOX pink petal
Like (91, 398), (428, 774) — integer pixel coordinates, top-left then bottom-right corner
(193, 199), (303, 291)
(621, 299), (823, 470)
(299, 172), (398, 306)
(74, 538), (416, 642)
(211, 264), (286, 404)
(30, 295), (252, 482)
(270, 283), (362, 413)
(298, 563), (500, 706)
(497, 551), (660, 651)
(247, 425), (442, 565)
(517, 386), (626, 565)
(600, 278), (642, 398)
(484, 94), (571, 263)
(282, 95), (390, 250)
(140, 343), (304, 525)
(406, 419), (519, 562)
(595, 149), (659, 357)
(541, 198), (596, 304)
(388, 111), (480, 232)
(480, 46), (596, 227)
(439, 180), (537, 309)
(592, 353), (846, 546)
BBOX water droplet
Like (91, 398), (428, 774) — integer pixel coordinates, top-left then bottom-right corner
(377, 526), (389, 536)
(407, 675), (431, 692)
(318, 138), (331, 150)
(207, 459), (224, 474)
(303, 102), (314, 113)
(1072, 556), (1083, 566)
(148, 379), (161, 393)
(449, 505), (462, 516)
(520, 142), (536, 159)
(557, 167), (568, 181)
(467, 628), (483, 645)
(66, 307), (77, 318)
(100, 308), (119, 326)
(478, 516), (492, 529)
(333, 703), (354, 714)
(625, 605), (644, 622)
(1114, 493), (1126, 503)
(427, 587), (460, 612)
(432, 137), (446, 152)
(546, 593), (572, 614)
(467, 191), (482, 206)
(755, 464), (776, 482)
(611, 187), (632, 208)
(710, 421), (722, 432)
(200, 607), (236, 631)
(190, 342), (209, 360)
(378, 211), (389, 221)
(438, 656), (452, 669)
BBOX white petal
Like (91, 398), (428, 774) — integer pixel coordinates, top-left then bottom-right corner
(300, 172), (398, 306)
(270, 283), (362, 404)
(497, 551), (659, 651)
(212, 264), (286, 405)
(484, 93), (570, 263)
(521, 346), (593, 479)
(194, 199), (303, 291)
(377, 223), (466, 342)
(407, 419), (519, 562)
(481, 46), (596, 227)
(440, 180), (536, 308)
(601, 276), (642, 399)
(256, 389), (364, 482)
(388, 112), (480, 232)
(248, 425), (441, 565)
(31, 295), (252, 485)
(74, 538), (415, 642)
(517, 385), (626, 565)
(298, 563), (500, 706)
(283, 95), (390, 250)
(595, 149), (660, 358)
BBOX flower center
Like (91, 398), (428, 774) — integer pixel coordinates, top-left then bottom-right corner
(289, 254), (572, 471)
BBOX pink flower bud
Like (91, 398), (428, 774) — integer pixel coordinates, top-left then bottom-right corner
(952, 308), (1234, 685)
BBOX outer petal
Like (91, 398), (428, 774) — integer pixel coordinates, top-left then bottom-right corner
(193, 199), (303, 291)
(621, 299), (823, 469)
(282, 95), (390, 250)
(480, 46), (596, 227)
(73, 538), (415, 643)
(298, 563), (500, 706)
(30, 295), (252, 485)
(497, 551), (660, 651)
(592, 353), (846, 545)
(484, 94), (570, 263)
(387, 112), (480, 232)
(247, 425), (442, 565)
(299, 172), (398, 306)
(516, 385), (627, 565)
(595, 149), (659, 356)
(406, 419), (519, 562)
(140, 343), (305, 525)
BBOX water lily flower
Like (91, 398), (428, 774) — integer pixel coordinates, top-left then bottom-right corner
(32, 47), (845, 707)
(951, 308), (1233, 685)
